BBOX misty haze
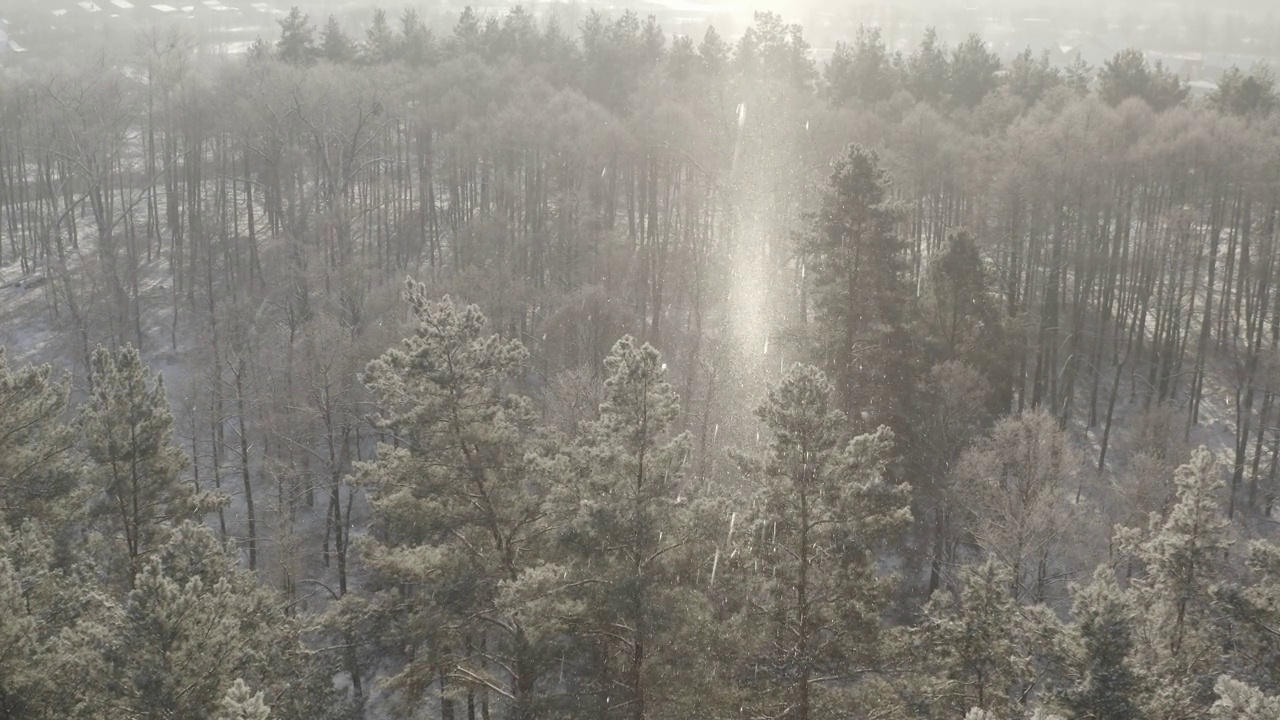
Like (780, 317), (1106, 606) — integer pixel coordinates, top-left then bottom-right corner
(2, 1), (1280, 719)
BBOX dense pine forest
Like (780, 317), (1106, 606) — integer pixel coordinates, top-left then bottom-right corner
(3, 4), (1280, 719)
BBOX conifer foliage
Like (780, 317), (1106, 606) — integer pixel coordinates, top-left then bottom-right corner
(79, 345), (210, 585)
(745, 364), (911, 719)
(0, 349), (78, 528)
(358, 281), (566, 719)
(804, 145), (912, 428)
(550, 336), (693, 720)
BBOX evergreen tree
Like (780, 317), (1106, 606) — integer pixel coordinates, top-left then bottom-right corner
(217, 679), (273, 720)
(276, 6), (318, 66)
(949, 34), (1001, 107)
(362, 8), (397, 64)
(110, 523), (346, 720)
(0, 348), (80, 528)
(1211, 677), (1280, 720)
(496, 6), (539, 62)
(359, 284), (566, 719)
(922, 231), (1010, 394)
(1064, 53), (1092, 96)
(826, 25), (897, 105)
(79, 345), (209, 585)
(540, 13), (580, 83)
(919, 560), (1059, 719)
(398, 8), (434, 67)
(319, 15), (354, 64)
(640, 14), (666, 65)
(1098, 49), (1187, 110)
(907, 27), (949, 104)
(450, 6), (483, 56)
(1216, 539), (1280, 691)
(744, 364), (911, 720)
(803, 144), (913, 430)
(0, 522), (114, 720)
(668, 34), (698, 81)
(550, 336), (691, 720)
(1210, 64), (1277, 117)
(1006, 48), (1062, 106)
(245, 37), (272, 63)
(1129, 447), (1231, 720)
(910, 360), (993, 595)
(1098, 49), (1150, 106)
(1060, 568), (1146, 720)
(698, 25), (730, 76)
(738, 11), (815, 87)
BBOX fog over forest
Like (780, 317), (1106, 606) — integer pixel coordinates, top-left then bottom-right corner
(3, 0), (1280, 719)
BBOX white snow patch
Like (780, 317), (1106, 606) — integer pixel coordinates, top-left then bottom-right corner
(77, 1), (103, 12)
(110, 0), (134, 8)
(151, 3), (176, 11)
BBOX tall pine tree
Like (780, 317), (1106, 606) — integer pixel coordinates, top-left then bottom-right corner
(743, 363), (911, 719)
(79, 345), (209, 586)
(550, 336), (691, 720)
(358, 283), (568, 719)
(803, 145), (913, 431)
(1129, 447), (1231, 720)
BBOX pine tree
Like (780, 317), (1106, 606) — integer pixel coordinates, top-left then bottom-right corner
(0, 522), (115, 720)
(1064, 54), (1092, 96)
(744, 363), (911, 720)
(1210, 65), (1278, 116)
(911, 360), (993, 595)
(111, 523), (345, 720)
(1006, 48), (1063, 105)
(803, 144), (913, 430)
(550, 336), (691, 720)
(79, 345), (210, 585)
(1210, 677), (1280, 720)
(1129, 447), (1231, 720)
(358, 283), (566, 720)
(949, 34), (1001, 107)
(217, 679), (272, 720)
(1060, 568), (1146, 720)
(362, 8), (396, 64)
(920, 560), (1058, 719)
(276, 6), (318, 66)
(698, 26), (730, 75)
(825, 26), (897, 105)
(0, 348), (80, 528)
(319, 15), (354, 64)
(921, 231), (1011, 405)
(1098, 50), (1187, 110)
(398, 8), (434, 67)
(907, 27), (950, 103)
